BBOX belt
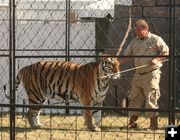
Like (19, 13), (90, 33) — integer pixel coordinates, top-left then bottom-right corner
(138, 69), (157, 75)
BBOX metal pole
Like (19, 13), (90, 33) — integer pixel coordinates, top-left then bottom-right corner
(168, 0), (175, 125)
(9, 0), (13, 139)
(171, 0), (176, 124)
(65, 0), (70, 59)
(65, 0), (70, 114)
(12, 0), (16, 139)
(168, 0), (172, 125)
(114, 86), (118, 107)
(9, 0), (16, 139)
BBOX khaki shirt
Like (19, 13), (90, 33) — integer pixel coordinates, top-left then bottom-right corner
(124, 32), (169, 73)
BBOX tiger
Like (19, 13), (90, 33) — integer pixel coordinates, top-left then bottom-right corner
(4, 53), (120, 131)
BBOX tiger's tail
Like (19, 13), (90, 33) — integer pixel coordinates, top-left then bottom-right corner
(4, 67), (24, 99)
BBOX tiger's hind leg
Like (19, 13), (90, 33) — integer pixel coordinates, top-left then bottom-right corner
(27, 92), (46, 128)
(83, 109), (96, 131)
(27, 108), (43, 128)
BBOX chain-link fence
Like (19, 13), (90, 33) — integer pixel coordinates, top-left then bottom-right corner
(0, 0), (180, 140)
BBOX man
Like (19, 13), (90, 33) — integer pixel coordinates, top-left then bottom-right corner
(124, 19), (169, 130)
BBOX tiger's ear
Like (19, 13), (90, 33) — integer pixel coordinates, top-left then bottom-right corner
(98, 52), (104, 56)
(98, 53), (109, 58)
(98, 52), (110, 62)
(98, 52), (105, 61)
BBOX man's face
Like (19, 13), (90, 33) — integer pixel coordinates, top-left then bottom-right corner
(134, 26), (148, 39)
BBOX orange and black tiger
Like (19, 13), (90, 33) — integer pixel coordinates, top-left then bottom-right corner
(4, 53), (120, 131)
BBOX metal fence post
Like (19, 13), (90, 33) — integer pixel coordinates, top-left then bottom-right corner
(114, 86), (118, 107)
(168, 0), (176, 125)
(9, 0), (16, 139)
(65, 0), (71, 115)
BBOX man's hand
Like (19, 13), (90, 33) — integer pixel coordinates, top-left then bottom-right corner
(149, 58), (163, 67)
(151, 58), (159, 65)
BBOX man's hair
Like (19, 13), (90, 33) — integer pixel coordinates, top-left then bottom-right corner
(135, 19), (149, 29)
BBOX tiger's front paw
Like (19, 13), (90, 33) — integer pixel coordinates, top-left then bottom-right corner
(94, 126), (101, 131)
(87, 125), (101, 132)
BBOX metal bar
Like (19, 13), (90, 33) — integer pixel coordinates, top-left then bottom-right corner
(0, 55), (9, 57)
(171, 0), (176, 124)
(114, 86), (118, 107)
(65, 0), (70, 60)
(13, 55), (169, 59)
(0, 49), (104, 51)
(1, 103), (180, 113)
(65, 0), (71, 115)
(168, 0), (172, 125)
(168, 0), (176, 125)
(12, 0), (16, 139)
(9, 0), (13, 139)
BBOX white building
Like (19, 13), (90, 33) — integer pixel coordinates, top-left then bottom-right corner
(0, 0), (131, 113)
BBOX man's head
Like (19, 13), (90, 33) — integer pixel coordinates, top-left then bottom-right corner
(134, 19), (149, 39)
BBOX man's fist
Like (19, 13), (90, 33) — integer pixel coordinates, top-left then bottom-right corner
(149, 58), (162, 67)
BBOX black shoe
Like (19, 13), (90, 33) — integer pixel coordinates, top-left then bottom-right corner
(148, 125), (158, 130)
(127, 123), (138, 129)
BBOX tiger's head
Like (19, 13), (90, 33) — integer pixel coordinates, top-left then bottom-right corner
(99, 53), (120, 80)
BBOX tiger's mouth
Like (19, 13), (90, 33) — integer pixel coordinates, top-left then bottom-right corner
(111, 73), (121, 79)
(100, 72), (120, 80)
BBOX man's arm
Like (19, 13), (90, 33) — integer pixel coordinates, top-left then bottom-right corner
(149, 37), (169, 66)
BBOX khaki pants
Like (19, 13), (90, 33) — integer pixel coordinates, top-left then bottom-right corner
(128, 69), (161, 117)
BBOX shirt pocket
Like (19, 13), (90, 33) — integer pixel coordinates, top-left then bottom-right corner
(145, 46), (159, 55)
